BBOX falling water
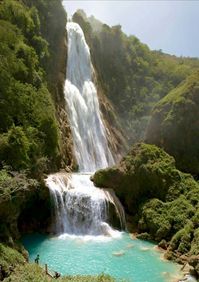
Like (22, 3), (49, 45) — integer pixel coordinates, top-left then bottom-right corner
(46, 22), (125, 237)
(46, 173), (125, 236)
(65, 22), (114, 172)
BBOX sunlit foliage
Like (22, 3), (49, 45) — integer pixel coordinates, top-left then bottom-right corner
(0, 0), (62, 173)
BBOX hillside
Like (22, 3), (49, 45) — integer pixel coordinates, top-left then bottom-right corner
(0, 0), (75, 176)
(73, 10), (199, 144)
(146, 71), (199, 176)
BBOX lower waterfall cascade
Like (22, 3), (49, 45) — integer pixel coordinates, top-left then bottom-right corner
(46, 173), (126, 237)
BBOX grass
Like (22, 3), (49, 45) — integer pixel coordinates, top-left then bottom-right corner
(4, 263), (115, 282)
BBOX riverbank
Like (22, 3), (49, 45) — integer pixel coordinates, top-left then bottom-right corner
(130, 233), (198, 282)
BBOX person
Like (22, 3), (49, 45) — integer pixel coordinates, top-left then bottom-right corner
(54, 271), (61, 279)
(35, 254), (40, 264)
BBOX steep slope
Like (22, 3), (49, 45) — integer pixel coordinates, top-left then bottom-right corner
(146, 71), (199, 176)
(23, 0), (76, 170)
(0, 0), (74, 175)
(72, 11), (199, 145)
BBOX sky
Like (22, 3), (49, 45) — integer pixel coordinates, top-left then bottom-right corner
(62, 1), (199, 58)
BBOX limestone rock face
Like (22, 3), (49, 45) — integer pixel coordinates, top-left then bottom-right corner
(146, 71), (199, 176)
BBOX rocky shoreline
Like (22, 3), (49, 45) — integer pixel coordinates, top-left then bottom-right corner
(130, 233), (198, 282)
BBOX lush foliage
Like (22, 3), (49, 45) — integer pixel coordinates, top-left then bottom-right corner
(0, 243), (24, 265)
(94, 143), (180, 214)
(73, 11), (199, 143)
(0, 243), (25, 278)
(21, 0), (67, 90)
(3, 262), (114, 282)
(0, 169), (38, 201)
(93, 143), (199, 268)
(0, 169), (41, 243)
(146, 71), (199, 175)
(0, 0), (63, 174)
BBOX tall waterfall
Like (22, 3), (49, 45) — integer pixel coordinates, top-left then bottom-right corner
(46, 22), (125, 238)
(65, 22), (114, 172)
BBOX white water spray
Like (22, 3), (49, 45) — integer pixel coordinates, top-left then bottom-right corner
(65, 22), (114, 172)
(46, 22), (125, 238)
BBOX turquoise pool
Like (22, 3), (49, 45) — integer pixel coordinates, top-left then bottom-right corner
(22, 232), (182, 282)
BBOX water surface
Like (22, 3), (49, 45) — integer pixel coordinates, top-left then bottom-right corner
(22, 232), (181, 282)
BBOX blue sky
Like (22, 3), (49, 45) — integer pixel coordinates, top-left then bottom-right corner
(63, 1), (199, 58)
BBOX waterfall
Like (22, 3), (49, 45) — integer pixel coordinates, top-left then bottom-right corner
(65, 22), (114, 172)
(46, 22), (125, 238)
(46, 173), (125, 236)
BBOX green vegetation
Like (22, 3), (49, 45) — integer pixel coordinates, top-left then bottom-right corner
(94, 143), (181, 214)
(73, 11), (199, 144)
(0, 168), (52, 243)
(21, 0), (67, 94)
(93, 143), (199, 273)
(0, 1), (68, 276)
(0, 0), (65, 174)
(0, 243), (25, 275)
(4, 262), (114, 282)
(60, 275), (114, 282)
(146, 71), (199, 175)
(0, 169), (38, 202)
